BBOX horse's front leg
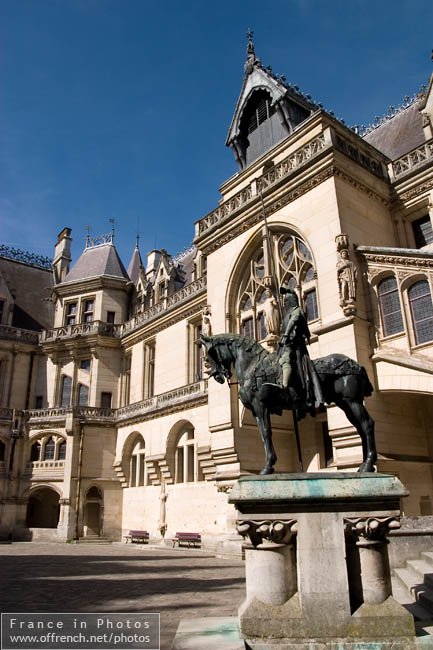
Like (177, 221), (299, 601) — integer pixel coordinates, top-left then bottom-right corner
(254, 403), (277, 475)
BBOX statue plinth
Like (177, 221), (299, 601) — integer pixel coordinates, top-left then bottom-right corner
(230, 473), (415, 644)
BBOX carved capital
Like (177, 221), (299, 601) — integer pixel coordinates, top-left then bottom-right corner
(236, 519), (297, 547)
(344, 516), (400, 544)
(59, 498), (70, 506)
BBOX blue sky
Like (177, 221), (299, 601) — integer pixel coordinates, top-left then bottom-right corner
(1, 0), (432, 268)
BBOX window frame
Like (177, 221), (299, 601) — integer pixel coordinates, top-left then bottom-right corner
(408, 279), (433, 346)
(377, 275), (405, 339)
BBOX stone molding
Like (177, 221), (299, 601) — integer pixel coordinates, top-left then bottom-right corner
(236, 518), (298, 547)
(398, 176), (433, 202)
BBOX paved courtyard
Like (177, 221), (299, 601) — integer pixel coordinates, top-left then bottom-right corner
(0, 542), (245, 650)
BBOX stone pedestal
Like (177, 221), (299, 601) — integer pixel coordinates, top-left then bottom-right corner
(230, 473), (415, 644)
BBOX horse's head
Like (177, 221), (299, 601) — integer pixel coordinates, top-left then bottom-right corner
(200, 334), (232, 384)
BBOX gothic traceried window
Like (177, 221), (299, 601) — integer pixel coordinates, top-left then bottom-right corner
(237, 230), (319, 340)
(408, 280), (433, 345)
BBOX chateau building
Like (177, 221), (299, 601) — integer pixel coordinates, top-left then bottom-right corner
(1, 38), (433, 547)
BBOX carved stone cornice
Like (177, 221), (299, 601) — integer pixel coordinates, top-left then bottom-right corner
(236, 518), (297, 547)
(356, 246), (433, 271)
(398, 176), (433, 202)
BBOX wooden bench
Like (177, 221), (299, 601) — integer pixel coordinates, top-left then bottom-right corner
(172, 532), (201, 548)
(125, 530), (149, 544)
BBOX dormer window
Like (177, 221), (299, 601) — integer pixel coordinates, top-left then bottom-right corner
(246, 93), (276, 135)
(240, 90), (276, 138)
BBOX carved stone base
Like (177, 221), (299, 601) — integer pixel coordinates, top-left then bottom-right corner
(229, 473), (415, 642)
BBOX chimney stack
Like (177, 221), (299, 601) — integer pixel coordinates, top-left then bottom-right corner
(53, 227), (72, 283)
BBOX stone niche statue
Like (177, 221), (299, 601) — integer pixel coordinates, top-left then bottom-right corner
(336, 234), (357, 316)
(262, 286), (280, 348)
(202, 305), (212, 337)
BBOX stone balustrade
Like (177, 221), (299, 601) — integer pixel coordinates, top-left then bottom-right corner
(116, 379), (208, 423)
(26, 380), (208, 427)
(122, 275), (207, 336)
(40, 321), (122, 343)
(196, 131), (329, 237)
(392, 137), (433, 179)
(0, 324), (39, 345)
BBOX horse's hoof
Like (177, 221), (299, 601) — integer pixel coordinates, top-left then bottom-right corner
(259, 466), (274, 475)
(358, 462), (376, 473)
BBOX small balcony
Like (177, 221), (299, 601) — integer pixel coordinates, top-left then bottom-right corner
(26, 459), (65, 480)
(40, 320), (122, 343)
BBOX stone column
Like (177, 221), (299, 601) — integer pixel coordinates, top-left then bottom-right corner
(236, 519), (298, 637)
(345, 516), (399, 605)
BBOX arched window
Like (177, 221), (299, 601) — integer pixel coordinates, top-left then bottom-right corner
(43, 437), (55, 460)
(129, 438), (146, 487)
(77, 384), (89, 406)
(30, 441), (41, 462)
(122, 434), (146, 488)
(58, 440), (66, 460)
(237, 230), (318, 340)
(175, 430), (197, 483)
(408, 280), (433, 345)
(377, 276), (404, 337)
(0, 440), (5, 462)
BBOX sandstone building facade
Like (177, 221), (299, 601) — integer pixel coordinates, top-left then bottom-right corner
(1, 40), (433, 546)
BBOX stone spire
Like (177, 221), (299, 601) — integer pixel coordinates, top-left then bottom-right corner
(244, 28), (261, 76)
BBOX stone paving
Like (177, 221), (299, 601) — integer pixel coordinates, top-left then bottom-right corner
(0, 542), (245, 650)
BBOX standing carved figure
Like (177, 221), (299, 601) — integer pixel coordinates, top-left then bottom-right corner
(158, 477), (168, 538)
(277, 288), (324, 412)
(202, 305), (212, 337)
(336, 235), (358, 316)
(263, 287), (280, 336)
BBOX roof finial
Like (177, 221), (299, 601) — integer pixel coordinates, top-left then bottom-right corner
(135, 233), (140, 249)
(244, 28), (261, 75)
(109, 218), (115, 242)
(246, 28), (254, 55)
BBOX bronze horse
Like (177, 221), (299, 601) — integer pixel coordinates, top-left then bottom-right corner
(201, 333), (377, 474)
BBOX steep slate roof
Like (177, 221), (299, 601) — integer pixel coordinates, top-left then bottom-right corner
(0, 256), (54, 331)
(363, 101), (425, 160)
(127, 245), (143, 285)
(171, 246), (195, 288)
(65, 242), (129, 283)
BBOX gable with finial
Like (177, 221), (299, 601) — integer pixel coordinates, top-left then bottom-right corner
(226, 30), (316, 170)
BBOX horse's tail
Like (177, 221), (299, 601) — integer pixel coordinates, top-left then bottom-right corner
(361, 366), (374, 397)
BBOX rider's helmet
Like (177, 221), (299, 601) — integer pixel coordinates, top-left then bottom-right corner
(280, 287), (299, 311)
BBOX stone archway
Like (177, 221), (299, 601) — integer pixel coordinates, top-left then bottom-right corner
(83, 486), (103, 537)
(26, 487), (60, 528)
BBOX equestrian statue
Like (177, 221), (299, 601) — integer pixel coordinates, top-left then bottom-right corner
(201, 288), (377, 475)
